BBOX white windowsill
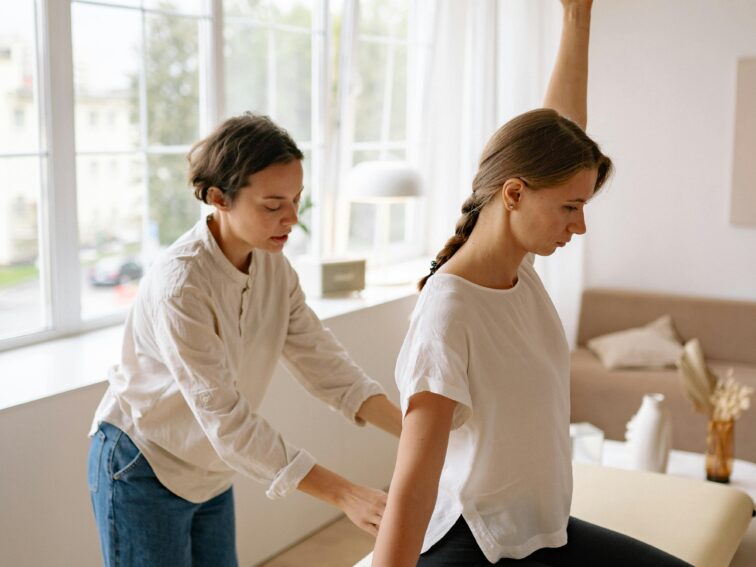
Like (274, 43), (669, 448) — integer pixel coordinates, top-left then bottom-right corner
(0, 283), (419, 412)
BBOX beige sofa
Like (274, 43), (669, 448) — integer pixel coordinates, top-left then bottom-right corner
(571, 288), (756, 463)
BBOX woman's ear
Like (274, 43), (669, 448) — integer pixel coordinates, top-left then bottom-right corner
(501, 178), (525, 210)
(206, 187), (230, 210)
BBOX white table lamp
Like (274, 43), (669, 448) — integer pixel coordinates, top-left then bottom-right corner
(348, 160), (422, 202)
(347, 161), (422, 272)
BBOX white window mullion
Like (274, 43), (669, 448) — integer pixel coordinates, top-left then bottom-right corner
(404, 0), (429, 258)
(41, 0), (81, 333)
(32, 0), (47, 162)
(202, 0), (224, 129)
(332, 0), (359, 255)
(406, 0), (428, 165)
(378, 41), (396, 159)
(267, 27), (276, 118)
(139, 6), (151, 260)
(310, 0), (328, 258)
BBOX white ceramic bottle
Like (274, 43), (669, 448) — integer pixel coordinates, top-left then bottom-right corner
(625, 393), (672, 473)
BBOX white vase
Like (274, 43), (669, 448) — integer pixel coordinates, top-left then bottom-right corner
(625, 393), (672, 473)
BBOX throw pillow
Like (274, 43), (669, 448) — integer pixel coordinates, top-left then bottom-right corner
(587, 315), (683, 370)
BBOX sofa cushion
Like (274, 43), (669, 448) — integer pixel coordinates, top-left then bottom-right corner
(576, 289), (756, 366)
(587, 315), (683, 370)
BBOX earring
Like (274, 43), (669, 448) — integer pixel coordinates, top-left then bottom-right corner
(507, 203), (514, 210)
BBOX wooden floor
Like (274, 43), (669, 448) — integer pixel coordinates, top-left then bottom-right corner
(259, 516), (374, 567)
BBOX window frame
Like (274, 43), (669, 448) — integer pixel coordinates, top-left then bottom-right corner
(0, 0), (426, 353)
(0, 0), (220, 352)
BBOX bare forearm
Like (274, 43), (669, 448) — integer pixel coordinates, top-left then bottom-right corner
(298, 464), (387, 536)
(372, 477), (438, 566)
(356, 394), (402, 437)
(297, 463), (352, 508)
(372, 392), (455, 567)
(543, 2), (592, 129)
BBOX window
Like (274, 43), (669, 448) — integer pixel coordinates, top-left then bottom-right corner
(0, 1), (46, 341)
(72, 0), (207, 320)
(0, 0), (427, 351)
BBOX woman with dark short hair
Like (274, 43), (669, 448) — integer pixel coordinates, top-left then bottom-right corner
(371, 1), (691, 566)
(87, 113), (402, 566)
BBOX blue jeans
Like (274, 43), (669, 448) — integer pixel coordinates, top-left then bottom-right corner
(87, 422), (238, 567)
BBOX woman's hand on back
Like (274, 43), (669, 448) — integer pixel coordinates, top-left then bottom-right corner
(296, 464), (387, 537)
(337, 483), (388, 537)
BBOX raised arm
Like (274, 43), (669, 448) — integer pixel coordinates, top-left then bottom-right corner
(543, 0), (593, 130)
(371, 392), (456, 567)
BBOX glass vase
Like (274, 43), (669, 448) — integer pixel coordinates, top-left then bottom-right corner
(705, 418), (734, 483)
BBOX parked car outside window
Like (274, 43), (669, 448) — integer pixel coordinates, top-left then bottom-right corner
(88, 257), (143, 287)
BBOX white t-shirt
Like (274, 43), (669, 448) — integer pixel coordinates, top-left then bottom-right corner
(90, 217), (385, 504)
(395, 258), (572, 562)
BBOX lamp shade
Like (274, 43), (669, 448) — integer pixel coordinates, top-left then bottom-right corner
(347, 161), (422, 200)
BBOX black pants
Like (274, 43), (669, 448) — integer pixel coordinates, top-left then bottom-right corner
(417, 516), (692, 566)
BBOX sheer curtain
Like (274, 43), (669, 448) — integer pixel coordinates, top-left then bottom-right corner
(417, 0), (585, 348)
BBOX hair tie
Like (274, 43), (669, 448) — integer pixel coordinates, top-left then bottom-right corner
(429, 260), (438, 275)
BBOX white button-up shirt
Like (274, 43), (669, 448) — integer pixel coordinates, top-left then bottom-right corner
(90, 217), (385, 503)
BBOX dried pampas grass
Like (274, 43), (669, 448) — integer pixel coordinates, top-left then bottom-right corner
(677, 339), (753, 421)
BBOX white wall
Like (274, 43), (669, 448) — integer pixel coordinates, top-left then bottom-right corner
(0, 295), (415, 567)
(586, 0), (756, 301)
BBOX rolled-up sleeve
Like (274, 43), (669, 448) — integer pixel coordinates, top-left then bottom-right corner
(396, 338), (472, 430)
(281, 262), (386, 425)
(395, 300), (472, 430)
(154, 287), (315, 499)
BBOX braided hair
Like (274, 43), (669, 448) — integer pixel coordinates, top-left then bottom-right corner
(418, 192), (486, 290)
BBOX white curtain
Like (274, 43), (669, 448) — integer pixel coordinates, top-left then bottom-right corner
(417, 0), (585, 348)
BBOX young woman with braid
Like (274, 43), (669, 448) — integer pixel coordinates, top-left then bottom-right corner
(371, 1), (692, 566)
